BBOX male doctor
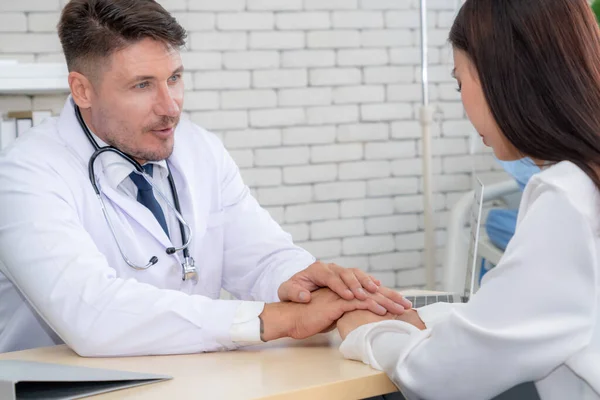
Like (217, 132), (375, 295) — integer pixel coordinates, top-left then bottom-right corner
(0, 0), (410, 356)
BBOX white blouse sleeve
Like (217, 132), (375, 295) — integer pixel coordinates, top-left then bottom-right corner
(340, 185), (597, 400)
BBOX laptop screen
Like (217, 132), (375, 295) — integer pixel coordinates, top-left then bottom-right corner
(463, 178), (485, 302)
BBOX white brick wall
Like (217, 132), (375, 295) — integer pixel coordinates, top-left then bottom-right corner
(0, 13), (27, 32)
(0, 0), (503, 290)
(337, 49), (388, 66)
(282, 50), (335, 67)
(307, 30), (361, 48)
(253, 68), (307, 87)
(282, 125), (336, 144)
(305, 0), (358, 10)
(333, 85), (385, 103)
(0, 0), (60, 12)
(194, 71), (250, 89)
(312, 143), (362, 163)
(277, 12), (331, 30)
(307, 105), (358, 125)
(341, 198), (394, 218)
(221, 90), (277, 109)
(189, 0), (245, 11)
(312, 218), (365, 239)
(223, 51), (278, 69)
(279, 88), (332, 107)
(283, 164), (337, 184)
(224, 129), (281, 148)
(190, 32), (247, 50)
(310, 68), (362, 86)
(250, 108), (305, 127)
(181, 52), (222, 70)
(314, 181), (366, 201)
(258, 185), (312, 205)
(184, 91), (220, 110)
(217, 12), (274, 31)
(250, 31), (304, 49)
(333, 11), (384, 28)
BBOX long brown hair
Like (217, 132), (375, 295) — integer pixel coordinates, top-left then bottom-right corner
(450, 0), (600, 190)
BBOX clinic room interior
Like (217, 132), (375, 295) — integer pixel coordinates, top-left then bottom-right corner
(0, 0), (599, 399)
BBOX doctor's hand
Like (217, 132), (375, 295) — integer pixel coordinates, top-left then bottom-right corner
(337, 309), (426, 340)
(278, 261), (412, 315)
(260, 288), (390, 341)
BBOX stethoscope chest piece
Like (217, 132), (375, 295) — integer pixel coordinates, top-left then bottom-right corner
(182, 257), (198, 283)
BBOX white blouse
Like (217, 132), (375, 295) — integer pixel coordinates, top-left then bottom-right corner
(340, 161), (600, 400)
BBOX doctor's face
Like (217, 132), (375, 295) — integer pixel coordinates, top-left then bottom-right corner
(452, 49), (519, 161)
(88, 38), (184, 163)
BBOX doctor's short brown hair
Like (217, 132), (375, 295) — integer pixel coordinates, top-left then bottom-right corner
(58, 0), (187, 81)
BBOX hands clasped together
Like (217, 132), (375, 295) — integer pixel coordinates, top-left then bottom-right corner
(261, 261), (424, 342)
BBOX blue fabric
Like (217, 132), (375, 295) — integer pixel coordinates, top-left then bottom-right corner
(129, 164), (170, 238)
(480, 158), (540, 279)
(495, 157), (540, 191)
(485, 209), (519, 251)
(484, 158), (540, 251)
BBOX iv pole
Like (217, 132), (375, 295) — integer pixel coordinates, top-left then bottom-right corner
(419, 0), (436, 290)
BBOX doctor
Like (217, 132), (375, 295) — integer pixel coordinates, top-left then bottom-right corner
(337, 0), (600, 399)
(0, 0), (410, 356)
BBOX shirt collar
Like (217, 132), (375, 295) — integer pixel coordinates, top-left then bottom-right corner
(86, 122), (169, 190)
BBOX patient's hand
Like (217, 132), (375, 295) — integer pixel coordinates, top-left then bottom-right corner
(394, 309), (426, 330)
(337, 309), (426, 340)
(337, 310), (395, 340)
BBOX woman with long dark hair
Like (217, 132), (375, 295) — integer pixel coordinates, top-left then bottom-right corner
(336, 0), (600, 398)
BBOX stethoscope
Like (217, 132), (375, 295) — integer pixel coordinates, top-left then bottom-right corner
(75, 105), (198, 282)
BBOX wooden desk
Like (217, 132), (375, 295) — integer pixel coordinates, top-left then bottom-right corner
(0, 333), (397, 400)
(0, 290), (438, 399)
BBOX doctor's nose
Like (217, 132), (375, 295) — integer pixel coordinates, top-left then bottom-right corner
(154, 84), (181, 118)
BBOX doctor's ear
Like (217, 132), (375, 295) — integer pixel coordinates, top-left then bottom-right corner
(69, 71), (95, 109)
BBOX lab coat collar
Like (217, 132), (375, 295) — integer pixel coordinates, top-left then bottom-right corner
(85, 124), (169, 191)
(56, 96), (189, 252)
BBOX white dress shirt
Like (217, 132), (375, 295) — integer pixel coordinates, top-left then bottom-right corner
(340, 161), (600, 400)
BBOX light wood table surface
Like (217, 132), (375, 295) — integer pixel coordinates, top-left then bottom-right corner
(0, 333), (397, 400)
(0, 290), (436, 399)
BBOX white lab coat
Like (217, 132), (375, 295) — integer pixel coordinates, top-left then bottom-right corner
(0, 98), (315, 356)
(340, 161), (600, 400)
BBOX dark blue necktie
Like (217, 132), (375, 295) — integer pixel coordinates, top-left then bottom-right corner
(129, 164), (170, 238)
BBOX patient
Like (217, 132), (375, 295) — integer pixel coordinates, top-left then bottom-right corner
(336, 0), (600, 399)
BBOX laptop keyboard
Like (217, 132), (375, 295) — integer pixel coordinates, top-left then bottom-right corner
(403, 294), (454, 308)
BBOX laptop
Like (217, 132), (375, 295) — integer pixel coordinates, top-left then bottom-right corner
(404, 178), (485, 308)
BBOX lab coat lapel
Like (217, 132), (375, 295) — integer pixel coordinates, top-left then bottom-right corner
(167, 128), (209, 245)
(56, 96), (173, 250)
(96, 174), (173, 249)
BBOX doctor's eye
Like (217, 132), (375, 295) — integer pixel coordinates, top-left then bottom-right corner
(168, 74), (182, 83)
(135, 81), (150, 90)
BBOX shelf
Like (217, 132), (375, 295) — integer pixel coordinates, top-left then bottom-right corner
(0, 62), (70, 95)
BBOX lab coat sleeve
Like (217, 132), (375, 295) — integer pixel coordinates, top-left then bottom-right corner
(340, 184), (597, 400)
(218, 142), (315, 303)
(0, 150), (257, 357)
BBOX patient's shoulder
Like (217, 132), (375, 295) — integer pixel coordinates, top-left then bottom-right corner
(521, 161), (600, 225)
